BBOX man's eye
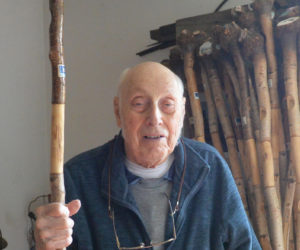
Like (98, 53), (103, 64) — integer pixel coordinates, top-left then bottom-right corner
(161, 102), (175, 113)
(134, 102), (143, 106)
(131, 100), (147, 111)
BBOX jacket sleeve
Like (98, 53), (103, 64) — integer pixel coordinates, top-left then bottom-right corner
(218, 157), (261, 250)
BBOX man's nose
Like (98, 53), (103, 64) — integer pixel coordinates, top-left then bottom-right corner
(147, 104), (163, 126)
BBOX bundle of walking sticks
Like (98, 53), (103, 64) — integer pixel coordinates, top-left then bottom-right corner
(162, 2), (300, 249)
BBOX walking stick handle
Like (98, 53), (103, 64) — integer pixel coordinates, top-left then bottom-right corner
(49, 0), (66, 249)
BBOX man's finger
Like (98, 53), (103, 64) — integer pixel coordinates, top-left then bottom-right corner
(41, 228), (73, 242)
(42, 236), (73, 249)
(36, 216), (74, 234)
(35, 202), (69, 218)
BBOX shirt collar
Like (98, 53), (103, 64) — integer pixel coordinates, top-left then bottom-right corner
(125, 163), (175, 184)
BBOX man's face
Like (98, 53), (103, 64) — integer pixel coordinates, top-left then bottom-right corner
(114, 62), (185, 168)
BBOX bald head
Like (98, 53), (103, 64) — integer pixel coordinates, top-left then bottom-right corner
(117, 62), (184, 101)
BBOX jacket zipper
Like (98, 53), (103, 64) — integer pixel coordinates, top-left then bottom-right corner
(101, 191), (152, 247)
(166, 167), (209, 249)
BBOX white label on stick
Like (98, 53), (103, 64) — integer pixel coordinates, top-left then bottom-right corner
(268, 79), (272, 88)
(194, 92), (200, 99)
(58, 64), (66, 78)
(242, 116), (247, 126)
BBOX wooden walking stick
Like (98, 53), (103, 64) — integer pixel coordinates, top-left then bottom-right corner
(202, 57), (249, 215)
(198, 60), (224, 157)
(217, 55), (250, 184)
(248, 75), (264, 180)
(253, 0), (288, 207)
(168, 48), (194, 139)
(215, 23), (272, 250)
(169, 47), (186, 82)
(177, 30), (205, 142)
(277, 15), (300, 250)
(231, 4), (258, 31)
(49, 1), (66, 247)
(290, 210), (296, 250)
(222, 69), (258, 223)
(219, 53), (241, 107)
(282, 164), (296, 250)
(222, 69), (247, 177)
(233, 2), (283, 207)
(295, 183), (300, 249)
(240, 27), (284, 250)
(196, 33), (249, 217)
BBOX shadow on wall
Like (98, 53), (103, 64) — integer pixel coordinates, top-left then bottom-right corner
(0, 230), (7, 249)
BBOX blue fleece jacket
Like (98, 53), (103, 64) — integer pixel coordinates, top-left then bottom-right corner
(64, 135), (261, 250)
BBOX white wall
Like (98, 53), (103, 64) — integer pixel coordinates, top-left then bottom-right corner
(63, 0), (251, 160)
(0, 0), (250, 249)
(0, 1), (50, 249)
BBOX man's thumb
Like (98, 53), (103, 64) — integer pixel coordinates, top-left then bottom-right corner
(66, 199), (81, 216)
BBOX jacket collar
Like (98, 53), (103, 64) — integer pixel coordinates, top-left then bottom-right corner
(169, 137), (210, 212)
(100, 134), (210, 211)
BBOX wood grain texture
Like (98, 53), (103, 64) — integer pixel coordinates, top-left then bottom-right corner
(50, 0), (66, 104)
(49, 2), (66, 249)
(178, 30), (205, 142)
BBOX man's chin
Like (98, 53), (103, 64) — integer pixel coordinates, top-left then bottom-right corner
(136, 152), (169, 168)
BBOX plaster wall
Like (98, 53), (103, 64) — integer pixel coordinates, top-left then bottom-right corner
(0, 0), (250, 248)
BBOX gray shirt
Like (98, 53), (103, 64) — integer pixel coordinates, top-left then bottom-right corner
(130, 178), (173, 250)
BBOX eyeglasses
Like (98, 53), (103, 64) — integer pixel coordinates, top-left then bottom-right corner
(107, 137), (187, 250)
(109, 199), (177, 249)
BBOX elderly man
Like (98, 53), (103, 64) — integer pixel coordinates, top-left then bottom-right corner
(35, 62), (260, 249)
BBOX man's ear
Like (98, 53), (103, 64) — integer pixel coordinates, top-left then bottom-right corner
(181, 97), (186, 120)
(182, 97), (186, 114)
(113, 97), (122, 128)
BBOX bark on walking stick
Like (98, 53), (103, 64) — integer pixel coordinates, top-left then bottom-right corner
(248, 76), (260, 155)
(254, 0), (288, 208)
(204, 57), (249, 216)
(219, 54), (241, 107)
(220, 63), (249, 187)
(223, 68), (257, 226)
(282, 164), (296, 250)
(231, 4), (258, 30)
(277, 16), (300, 250)
(177, 30), (205, 142)
(215, 23), (272, 249)
(196, 34), (249, 217)
(248, 76), (264, 184)
(295, 184), (300, 249)
(49, 3), (66, 250)
(241, 27), (284, 250)
(217, 56), (249, 182)
(198, 60), (224, 157)
(217, 56), (255, 195)
(233, 2), (283, 207)
(298, 32), (300, 111)
(222, 70), (245, 172)
(169, 47), (186, 83)
(168, 48), (194, 139)
(290, 211), (296, 250)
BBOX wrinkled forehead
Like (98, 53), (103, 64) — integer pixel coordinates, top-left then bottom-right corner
(120, 66), (182, 100)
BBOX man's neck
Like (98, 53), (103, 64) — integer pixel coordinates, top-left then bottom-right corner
(125, 154), (174, 179)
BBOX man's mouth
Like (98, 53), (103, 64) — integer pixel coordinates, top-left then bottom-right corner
(144, 135), (164, 139)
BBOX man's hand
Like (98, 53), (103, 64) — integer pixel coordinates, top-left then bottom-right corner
(34, 199), (81, 250)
